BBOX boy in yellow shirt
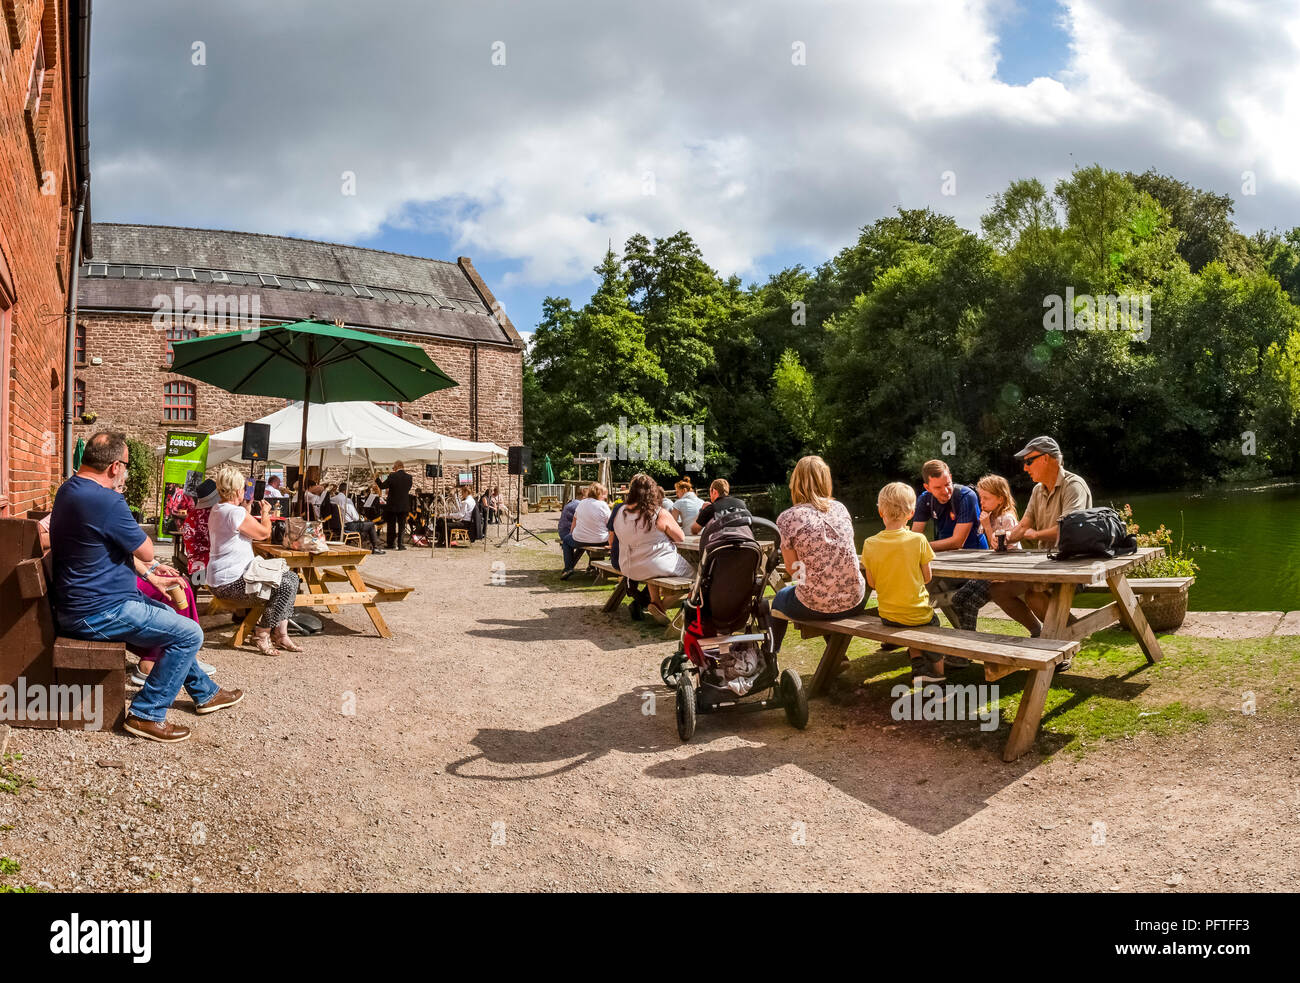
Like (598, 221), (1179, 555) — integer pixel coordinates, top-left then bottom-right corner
(861, 482), (946, 684)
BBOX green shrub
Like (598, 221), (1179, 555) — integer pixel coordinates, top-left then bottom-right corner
(124, 438), (154, 515)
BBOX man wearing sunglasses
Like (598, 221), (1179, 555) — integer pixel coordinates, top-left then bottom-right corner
(989, 436), (1092, 658)
(50, 431), (243, 742)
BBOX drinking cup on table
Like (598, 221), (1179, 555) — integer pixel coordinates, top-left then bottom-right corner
(995, 530), (1008, 552)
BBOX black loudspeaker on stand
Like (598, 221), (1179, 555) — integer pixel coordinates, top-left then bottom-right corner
(242, 422), (271, 462)
(425, 464), (443, 479)
(497, 447), (547, 548)
(507, 445), (531, 476)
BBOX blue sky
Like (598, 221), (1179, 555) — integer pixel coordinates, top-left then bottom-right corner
(355, 2), (1073, 338)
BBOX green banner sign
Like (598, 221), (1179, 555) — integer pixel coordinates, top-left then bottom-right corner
(157, 431), (210, 542)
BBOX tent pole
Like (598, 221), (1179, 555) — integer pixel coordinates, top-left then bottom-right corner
(297, 400), (310, 516)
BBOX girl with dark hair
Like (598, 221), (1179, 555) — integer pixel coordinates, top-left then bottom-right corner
(610, 474), (690, 623)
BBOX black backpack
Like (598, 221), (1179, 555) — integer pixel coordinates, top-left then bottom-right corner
(1049, 507), (1137, 560)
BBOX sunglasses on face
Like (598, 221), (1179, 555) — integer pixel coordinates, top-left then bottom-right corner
(1022, 453), (1046, 467)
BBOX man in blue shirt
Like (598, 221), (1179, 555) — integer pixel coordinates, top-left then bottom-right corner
(51, 432), (242, 743)
(909, 459), (987, 635)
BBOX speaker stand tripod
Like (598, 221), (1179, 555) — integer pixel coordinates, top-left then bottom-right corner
(496, 474), (550, 548)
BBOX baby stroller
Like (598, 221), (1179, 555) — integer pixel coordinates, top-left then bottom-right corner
(660, 512), (808, 740)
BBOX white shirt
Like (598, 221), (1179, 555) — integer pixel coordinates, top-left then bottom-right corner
(458, 494), (476, 520)
(572, 498), (612, 544)
(264, 484), (286, 499)
(207, 503), (256, 588)
(333, 493), (359, 524)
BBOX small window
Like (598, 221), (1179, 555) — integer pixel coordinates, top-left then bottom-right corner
(74, 378), (85, 418)
(375, 401), (402, 418)
(259, 274), (280, 287)
(306, 280), (321, 291)
(165, 325), (199, 367)
(87, 264), (107, 277)
(352, 284), (373, 298)
(210, 270), (229, 283)
(177, 267), (196, 281)
(74, 323), (86, 364)
(142, 266), (165, 280)
(107, 265), (125, 278)
(163, 381), (196, 422)
(421, 412), (433, 422)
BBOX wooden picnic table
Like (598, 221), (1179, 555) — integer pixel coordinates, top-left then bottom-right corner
(676, 534), (785, 593)
(252, 541), (400, 639)
(927, 547), (1166, 664)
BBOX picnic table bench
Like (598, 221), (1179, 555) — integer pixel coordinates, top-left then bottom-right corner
(773, 609), (1078, 761)
(203, 542), (412, 646)
(575, 544), (610, 577)
(591, 559), (693, 635)
(1, 517), (127, 731)
(928, 547), (1170, 663)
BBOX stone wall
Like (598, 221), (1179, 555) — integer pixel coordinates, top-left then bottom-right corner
(71, 311), (523, 512)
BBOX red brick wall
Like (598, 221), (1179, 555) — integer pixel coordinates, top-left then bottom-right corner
(0, 0), (77, 516)
(71, 312), (523, 509)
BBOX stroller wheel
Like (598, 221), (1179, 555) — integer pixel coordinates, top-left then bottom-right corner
(675, 672), (697, 741)
(780, 668), (809, 730)
(661, 652), (684, 687)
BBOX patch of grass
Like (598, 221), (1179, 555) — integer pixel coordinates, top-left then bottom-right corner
(777, 618), (1300, 758)
(0, 884), (39, 893)
(0, 857), (20, 876)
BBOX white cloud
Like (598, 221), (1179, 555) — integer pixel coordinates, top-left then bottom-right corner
(90, 0), (1300, 290)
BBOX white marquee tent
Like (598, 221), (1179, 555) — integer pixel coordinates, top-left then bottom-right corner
(206, 401), (508, 469)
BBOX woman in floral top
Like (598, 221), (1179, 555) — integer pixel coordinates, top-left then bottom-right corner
(771, 456), (866, 653)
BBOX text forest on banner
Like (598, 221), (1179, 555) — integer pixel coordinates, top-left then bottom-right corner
(157, 431), (210, 541)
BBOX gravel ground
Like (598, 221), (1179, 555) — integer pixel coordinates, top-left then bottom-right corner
(2, 514), (1297, 893)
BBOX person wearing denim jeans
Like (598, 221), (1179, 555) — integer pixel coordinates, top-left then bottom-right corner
(557, 497), (582, 578)
(50, 432), (243, 743)
(60, 595), (220, 726)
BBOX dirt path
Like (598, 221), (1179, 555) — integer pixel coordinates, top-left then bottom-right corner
(2, 516), (1297, 892)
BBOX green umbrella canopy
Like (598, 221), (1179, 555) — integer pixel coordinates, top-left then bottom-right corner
(541, 454), (555, 484)
(169, 318), (457, 509)
(169, 318), (456, 402)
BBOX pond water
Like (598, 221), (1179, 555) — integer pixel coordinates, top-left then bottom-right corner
(842, 480), (1300, 612)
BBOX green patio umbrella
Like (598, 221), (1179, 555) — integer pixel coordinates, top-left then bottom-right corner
(72, 436), (85, 472)
(541, 454), (554, 484)
(170, 318), (457, 510)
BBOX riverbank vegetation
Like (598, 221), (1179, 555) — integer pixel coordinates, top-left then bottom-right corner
(524, 165), (1300, 495)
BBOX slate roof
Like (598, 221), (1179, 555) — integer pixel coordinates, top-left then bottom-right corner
(77, 224), (521, 347)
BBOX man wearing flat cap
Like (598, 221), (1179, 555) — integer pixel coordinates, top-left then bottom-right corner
(989, 436), (1092, 659)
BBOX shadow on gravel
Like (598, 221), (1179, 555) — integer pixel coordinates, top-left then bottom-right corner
(444, 679), (1065, 834)
(445, 688), (671, 779)
(465, 599), (655, 649)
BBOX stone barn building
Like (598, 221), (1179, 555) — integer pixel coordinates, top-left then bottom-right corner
(73, 223), (524, 503)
